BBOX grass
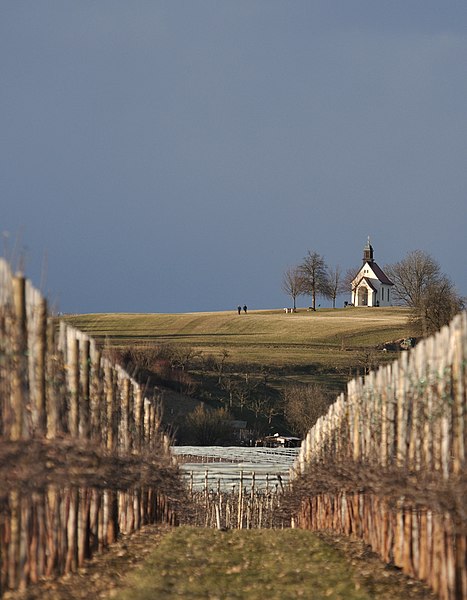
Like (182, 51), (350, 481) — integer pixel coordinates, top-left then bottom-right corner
(63, 306), (413, 372)
(18, 524), (434, 600)
(63, 307), (415, 425)
(113, 527), (434, 600)
(114, 527), (373, 600)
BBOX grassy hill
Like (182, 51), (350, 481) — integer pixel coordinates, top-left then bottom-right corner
(63, 306), (412, 374)
(64, 305), (413, 400)
(63, 307), (415, 439)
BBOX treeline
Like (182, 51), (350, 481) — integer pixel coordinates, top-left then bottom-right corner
(282, 250), (349, 311)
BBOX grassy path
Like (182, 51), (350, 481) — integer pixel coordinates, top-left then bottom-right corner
(114, 527), (434, 600)
(6, 525), (434, 600)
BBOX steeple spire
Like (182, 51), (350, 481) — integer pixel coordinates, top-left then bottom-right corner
(363, 237), (374, 263)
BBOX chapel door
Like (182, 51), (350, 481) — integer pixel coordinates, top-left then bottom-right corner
(358, 287), (368, 306)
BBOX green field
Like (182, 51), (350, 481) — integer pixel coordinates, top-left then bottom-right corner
(63, 306), (412, 373)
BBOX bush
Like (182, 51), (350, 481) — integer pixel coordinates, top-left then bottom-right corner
(180, 405), (235, 446)
(283, 384), (334, 437)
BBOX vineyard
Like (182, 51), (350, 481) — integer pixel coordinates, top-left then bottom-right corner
(0, 257), (466, 599)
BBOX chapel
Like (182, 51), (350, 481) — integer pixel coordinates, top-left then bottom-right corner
(351, 238), (394, 307)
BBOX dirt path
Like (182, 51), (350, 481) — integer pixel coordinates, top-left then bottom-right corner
(5, 526), (435, 600)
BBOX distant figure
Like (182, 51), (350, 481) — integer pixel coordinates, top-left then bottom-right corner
(237, 305), (241, 315)
(243, 305), (247, 314)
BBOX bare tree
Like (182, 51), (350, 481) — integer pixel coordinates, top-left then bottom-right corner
(205, 348), (230, 385)
(385, 250), (464, 335)
(416, 277), (465, 336)
(169, 345), (201, 371)
(281, 266), (305, 310)
(325, 265), (347, 308)
(340, 266), (360, 304)
(250, 395), (269, 419)
(283, 384), (334, 436)
(298, 251), (329, 311)
(385, 250), (441, 307)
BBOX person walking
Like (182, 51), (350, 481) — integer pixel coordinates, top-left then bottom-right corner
(237, 305), (241, 315)
(243, 305), (247, 314)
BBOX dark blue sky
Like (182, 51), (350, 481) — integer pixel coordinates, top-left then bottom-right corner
(2, 1), (466, 313)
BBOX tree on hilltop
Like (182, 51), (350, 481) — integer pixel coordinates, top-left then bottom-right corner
(281, 266), (305, 310)
(298, 251), (329, 311)
(385, 250), (464, 335)
(324, 265), (347, 308)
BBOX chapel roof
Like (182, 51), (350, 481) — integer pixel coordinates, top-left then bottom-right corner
(368, 261), (394, 286)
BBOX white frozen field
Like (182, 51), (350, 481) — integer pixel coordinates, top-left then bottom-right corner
(171, 446), (300, 491)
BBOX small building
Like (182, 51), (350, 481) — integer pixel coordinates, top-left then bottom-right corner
(256, 434), (301, 448)
(351, 239), (394, 307)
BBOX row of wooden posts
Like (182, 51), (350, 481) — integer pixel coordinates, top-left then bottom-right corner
(187, 470), (286, 530)
(292, 311), (467, 600)
(0, 486), (175, 594)
(295, 311), (466, 476)
(0, 260), (179, 595)
(0, 262), (168, 449)
(300, 492), (466, 600)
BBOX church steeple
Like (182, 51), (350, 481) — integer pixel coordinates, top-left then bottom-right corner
(363, 237), (374, 263)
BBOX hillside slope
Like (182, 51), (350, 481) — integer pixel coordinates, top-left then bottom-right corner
(63, 306), (412, 371)
(63, 307), (414, 439)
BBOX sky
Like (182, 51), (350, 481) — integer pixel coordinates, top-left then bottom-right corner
(1, 1), (466, 313)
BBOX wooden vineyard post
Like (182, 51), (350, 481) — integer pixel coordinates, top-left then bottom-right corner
(18, 492), (30, 590)
(451, 314), (465, 475)
(435, 329), (448, 477)
(203, 470), (209, 528)
(120, 376), (130, 452)
(237, 471), (244, 529)
(11, 274), (26, 440)
(379, 368), (388, 467)
(423, 336), (434, 471)
(455, 533), (467, 600)
(143, 398), (150, 447)
(396, 353), (408, 468)
(65, 488), (78, 574)
(79, 338), (91, 439)
(386, 362), (396, 466)
(90, 489), (101, 554)
(409, 346), (424, 472)
(134, 385), (143, 451)
(77, 488), (90, 568)
(251, 472), (256, 505)
(104, 363), (116, 451)
(7, 490), (21, 589)
(45, 319), (58, 439)
(67, 333), (79, 437)
(45, 486), (59, 577)
(33, 296), (47, 435)
(362, 372), (373, 461)
(349, 380), (361, 462)
(89, 344), (102, 441)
